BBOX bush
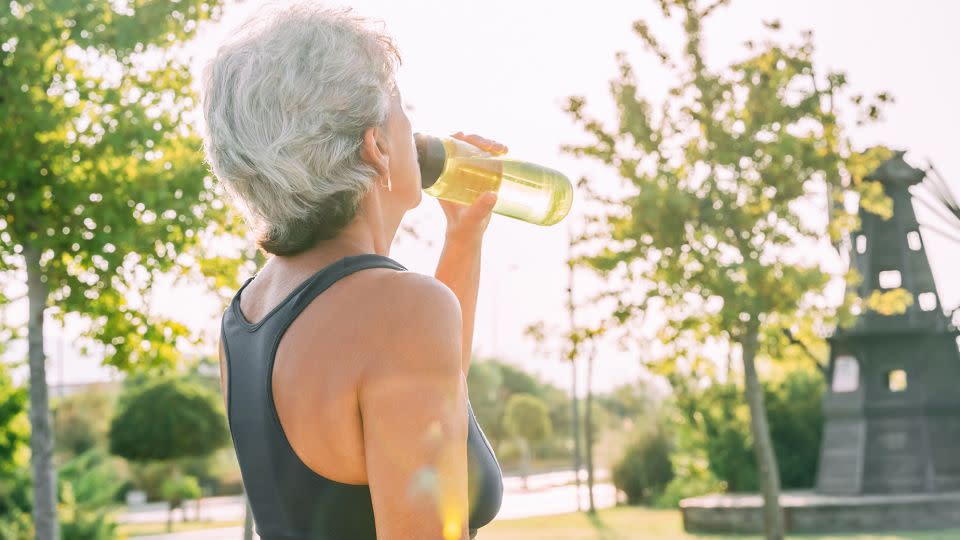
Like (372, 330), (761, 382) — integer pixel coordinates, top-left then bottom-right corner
(0, 455), (121, 540)
(109, 376), (229, 462)
(59, 448), (128, 508)
(52, 386), (116, 459)
(0, 467), (32, 540)
(673, 369), (825, 494)
(611, 428), (674, 505)
(161, 475), (202, 511)
(59, 482), (118, 540)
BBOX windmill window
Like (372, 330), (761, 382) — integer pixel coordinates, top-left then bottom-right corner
(887, 369), (908, 392)
(832, 355), (860, 393)
(918, 292), (937, 311)
(878, 270), (902, 289)
(907, 231), (922, 251)
(856, 235), (868, 254)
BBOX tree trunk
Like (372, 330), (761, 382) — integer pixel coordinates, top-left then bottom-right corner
(25, 246), (59, 540)
(243, 491), (254, 540)
(741, 327), (784, 540)
(584, 348), (596, 514)
(566, 229), (583, 512)
(570, 359), (582, 511)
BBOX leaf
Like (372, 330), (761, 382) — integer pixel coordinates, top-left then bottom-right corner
(864, 288), (914, 317)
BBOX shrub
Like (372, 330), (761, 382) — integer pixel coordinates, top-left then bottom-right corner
(672, 369), (825, 495)
(611, 428), (674, 505)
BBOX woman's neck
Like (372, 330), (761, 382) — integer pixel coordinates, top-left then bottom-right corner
(272, 190), (401, 270)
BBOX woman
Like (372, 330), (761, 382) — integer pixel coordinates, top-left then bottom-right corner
(202, 4), (504, 540)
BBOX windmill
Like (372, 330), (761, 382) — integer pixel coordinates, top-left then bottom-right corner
(817, 151), (960, 495)
(910, 158), (960, 324)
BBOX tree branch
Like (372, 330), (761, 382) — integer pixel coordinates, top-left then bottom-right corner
(782, 328), (828, 376)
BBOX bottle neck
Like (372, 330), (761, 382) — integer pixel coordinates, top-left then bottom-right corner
(414, 133), (446, 189)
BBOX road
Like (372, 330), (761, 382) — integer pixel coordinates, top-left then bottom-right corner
(123, 469), (619, 539)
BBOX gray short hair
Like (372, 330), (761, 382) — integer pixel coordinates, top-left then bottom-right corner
(200, 3), (401, 255)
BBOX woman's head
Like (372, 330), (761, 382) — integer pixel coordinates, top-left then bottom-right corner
(201, 3), (419, 256)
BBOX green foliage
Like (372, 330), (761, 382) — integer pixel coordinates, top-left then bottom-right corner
(160, 475), (201, 510)
(0, 0), (251, 367)
(863, 288), (914, 316)
(52, 386), (116, 459)
(498, 362), (549, 398)
(0, 468), (32, 540)
(0, 449), (124, 540)
(0, 364), (30, 540)
(612, 428), (674, 505)
(109, 376), (229, 462)
(675, 370), (824, 492)
(566, 5), (892, 532)
(503, 393), (553, 446)
(58, 483), (118, 540)
(764, 371), (825, 489)
(468, 359), (573, 454)
(0, 365), (28, 475)
(566, 0), (896, 379)
(467, 360), (505, 445)
(58, 448), (127, 509)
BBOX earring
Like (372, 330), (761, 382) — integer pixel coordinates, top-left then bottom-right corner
(379, 174), (392, 192)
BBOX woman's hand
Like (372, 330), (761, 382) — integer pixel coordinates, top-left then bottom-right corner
(438, 132), (509, 246)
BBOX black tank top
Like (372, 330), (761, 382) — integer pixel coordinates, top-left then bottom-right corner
(220, 253), (503, 540)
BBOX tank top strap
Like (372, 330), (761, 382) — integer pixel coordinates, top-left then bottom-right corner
(228, 253), (407, 335)
(284, 253), (407, 319)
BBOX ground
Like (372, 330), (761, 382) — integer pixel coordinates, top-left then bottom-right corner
(120, 506), (960, 539)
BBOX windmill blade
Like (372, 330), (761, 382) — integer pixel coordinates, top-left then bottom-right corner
(917, 219), (960, 246)
(910, 184), (960, 231)
(924, 159), (960, 220)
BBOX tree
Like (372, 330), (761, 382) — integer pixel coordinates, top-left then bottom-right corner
(502, 393), (553, 489)
(564, 1), (892, 537)
(0, 1), (261, 536)
(580, 327), (606, 514)
(109, 376), (228, 533)
(524, 224), (596, 511)
(160, 474), (201, 533)
(108, 376), (229, 462)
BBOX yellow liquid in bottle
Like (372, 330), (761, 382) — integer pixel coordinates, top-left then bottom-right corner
(423, 139), (574, 226)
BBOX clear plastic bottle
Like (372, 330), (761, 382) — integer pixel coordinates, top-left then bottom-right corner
(414, 133), (574, 226)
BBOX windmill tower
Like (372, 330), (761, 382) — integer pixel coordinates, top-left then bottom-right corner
(817, 152), (960, 495)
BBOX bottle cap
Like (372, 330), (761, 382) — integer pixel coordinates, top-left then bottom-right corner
(414, 133), (446, 189)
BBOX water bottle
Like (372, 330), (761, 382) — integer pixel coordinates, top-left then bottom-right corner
(414, 133), (574, 226)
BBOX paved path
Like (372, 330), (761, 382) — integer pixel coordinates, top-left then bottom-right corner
(125, 469), (618, 539)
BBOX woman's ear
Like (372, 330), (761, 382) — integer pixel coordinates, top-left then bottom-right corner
(360, 125), (390, 180)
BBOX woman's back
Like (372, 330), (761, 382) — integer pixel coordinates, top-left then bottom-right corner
(219, 254), (503, 540)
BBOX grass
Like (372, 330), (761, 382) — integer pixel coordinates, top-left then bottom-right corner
(478, 507), (960, 540)
(118, 520), (244, 538)
(118, 507), (960, 539)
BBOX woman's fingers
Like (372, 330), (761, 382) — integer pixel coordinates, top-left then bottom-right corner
(451, 131), (508, 155)
(467, 191), (498, 222)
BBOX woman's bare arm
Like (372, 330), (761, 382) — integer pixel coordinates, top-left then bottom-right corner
(434, 132), (506, 377)
(358, 272), (469, 540)
(434, 236), (484, 377)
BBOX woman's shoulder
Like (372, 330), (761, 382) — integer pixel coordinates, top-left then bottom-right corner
(375, 271), (460, 332)
(354, 270), (462, 370)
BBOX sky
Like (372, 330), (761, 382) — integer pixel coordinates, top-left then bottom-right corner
(3, 0), (960, 396)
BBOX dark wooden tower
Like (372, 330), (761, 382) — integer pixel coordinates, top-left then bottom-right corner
(816, 152), (960, 495)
